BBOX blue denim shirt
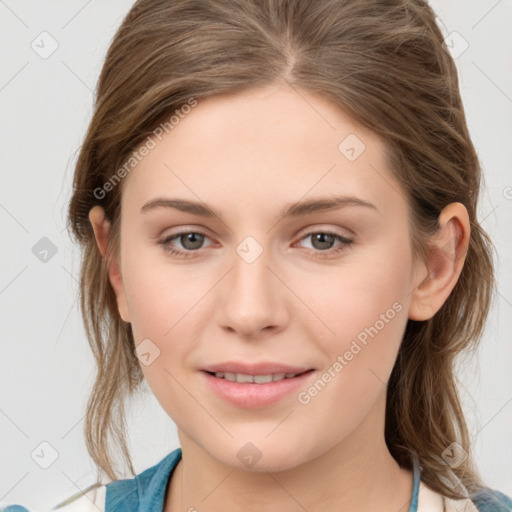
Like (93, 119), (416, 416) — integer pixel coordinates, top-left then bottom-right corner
(2, 448), (511, 511)
(105, 448), (183, 510)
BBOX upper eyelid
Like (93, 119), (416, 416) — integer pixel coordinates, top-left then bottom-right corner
(161, 221), (353, 235)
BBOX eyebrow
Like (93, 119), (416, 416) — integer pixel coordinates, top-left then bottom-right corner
(140, 195), (379, 219)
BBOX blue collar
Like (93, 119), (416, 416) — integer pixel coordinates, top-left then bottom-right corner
(409, 454), (421, 512)
(106, 448), (183, 511)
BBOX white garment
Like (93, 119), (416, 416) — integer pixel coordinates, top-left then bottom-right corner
(50, 485), (106, 512)
(418, 481), (479, 512)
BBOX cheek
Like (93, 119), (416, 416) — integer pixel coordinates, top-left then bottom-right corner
(123, 262), (201, 417)
(311, 238), (410, 314)
(296, 237), (412, 375)
(121, 247), (215, 364)
(292, 251), (411, 436)
(121, 242), (198, 338)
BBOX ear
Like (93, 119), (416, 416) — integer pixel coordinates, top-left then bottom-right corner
(408, 202), (470, 321)
(88, 205), (131, 323)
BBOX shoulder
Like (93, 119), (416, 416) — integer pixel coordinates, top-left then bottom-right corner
(0, 483), (106, 512)
(417, 481), (512, 512)
(105, 447), (182, 510)
(0, 447), (182, 512)
(469, 488), (512, 512)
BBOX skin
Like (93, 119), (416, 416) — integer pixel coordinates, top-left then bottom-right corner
(89, 81), (470, 512)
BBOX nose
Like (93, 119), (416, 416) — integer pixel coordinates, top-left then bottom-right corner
(216, 242), (288, 339)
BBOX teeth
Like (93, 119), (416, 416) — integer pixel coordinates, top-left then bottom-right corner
(213, 371), (301, 383)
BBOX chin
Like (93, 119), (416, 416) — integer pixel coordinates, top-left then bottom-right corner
(219, 444), (307, 473)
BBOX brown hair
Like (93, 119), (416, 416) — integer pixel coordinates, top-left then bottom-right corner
(67, 0), (496, 500)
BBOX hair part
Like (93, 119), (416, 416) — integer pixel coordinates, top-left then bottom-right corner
(67, 0), (496, 499)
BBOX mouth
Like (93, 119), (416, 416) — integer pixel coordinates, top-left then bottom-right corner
(201, 369), (316, 408)
(204, 369), (313, 384)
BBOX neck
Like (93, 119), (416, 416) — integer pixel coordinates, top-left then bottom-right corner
(165, 393), (414, 512)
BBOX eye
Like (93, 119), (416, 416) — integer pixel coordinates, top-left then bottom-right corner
(158, 229), (353, 259)
(158, 229), (211, 258)
(295, 230), (353, 258)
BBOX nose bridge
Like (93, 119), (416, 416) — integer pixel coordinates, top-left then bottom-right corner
(231, 234), (274, 307)
(218, 233), (284, 335)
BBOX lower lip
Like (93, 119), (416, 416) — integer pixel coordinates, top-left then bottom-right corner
(201, 370), (316, 408)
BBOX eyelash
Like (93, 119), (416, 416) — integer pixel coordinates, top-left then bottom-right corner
(158, 229), (353, 259)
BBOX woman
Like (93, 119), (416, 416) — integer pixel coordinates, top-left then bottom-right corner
(3, 0), (511, 510)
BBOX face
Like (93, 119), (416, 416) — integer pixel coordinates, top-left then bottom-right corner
(103, 82), (426, 472)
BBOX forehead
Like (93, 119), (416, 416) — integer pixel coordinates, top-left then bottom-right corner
(121, 82), (407, 222)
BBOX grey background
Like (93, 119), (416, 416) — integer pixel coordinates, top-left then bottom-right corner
(1, 0), (511, 508)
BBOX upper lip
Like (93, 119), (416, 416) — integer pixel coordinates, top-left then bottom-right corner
(202, 361), (314, 376)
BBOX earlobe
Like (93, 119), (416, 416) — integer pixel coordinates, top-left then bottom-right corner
(408, 202), (470, 321)
(88, 206), (131, 323)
